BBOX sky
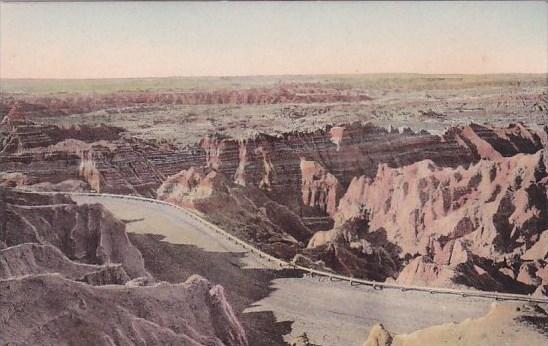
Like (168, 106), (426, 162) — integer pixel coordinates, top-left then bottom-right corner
(1, 1), (547, 79)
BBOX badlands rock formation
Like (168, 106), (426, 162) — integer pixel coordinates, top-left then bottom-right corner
(1, 86), (373, 119)
(2, 118), (543, 202)
(335, 151), (546, 256)
(361, 303), (548, 346)
(157, 168), (311, 259)
(0, 188), (248, 346)
(1, 274), (248, 346)
(1, 114), (546, 294)
(0, 243), (131, 285)
(155, 121), (547, 294)
(322, 150), (547, 293)
(2, 189), (149, 278)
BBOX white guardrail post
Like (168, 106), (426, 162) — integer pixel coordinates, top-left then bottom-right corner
(10, 189), (548, 305)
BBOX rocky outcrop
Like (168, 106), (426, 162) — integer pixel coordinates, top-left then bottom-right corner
(191, 122), (544, 228)
(0, 121), (177, 196)
(291, 254), (333, 273)
(300, 159), (342, 216)
(26, 179), (90, 192)
(290, 333), (319, 346)
(78, 264), (132, 286)
(0, 86), (372, 120)
(3, 120), (543, 205)
(79, 150), (104, 192)
(393, 254), (525, 292)
(303, 218), (400, 281)
(2, 117), (546, 293)
(0, 172), (29, 187)
(395, 256), (463, 289)
(361, 303), (548, 346)
(196, 123), (478, 216)
(534, 284), (548, 297)
(157, 168), (312, 259)
(0, 149), (83, 188)
(522, 230), (548, 261)
(0, 171), (89, 192)
(363, 324), (392, 346)
(0, 273), (248, 346)
(0, 188), (248, 345)
(335, 151), (546, 256)
(157, 167), (226, 208)
(328, 150), (547, 293)
(0, 121), (119, 191)
(0, 243), (130, 285)
(0, 120), (123, 154)
(448, 122), (546, 160)
(2, 189), (149, 279)
(154, 122), (546, 290)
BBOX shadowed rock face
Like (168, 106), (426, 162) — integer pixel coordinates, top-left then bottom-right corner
(2, 119), (543, 201)
(3, 190), (149, 279)
(0, 188), (249, 346)
(1, 118), (546, 294)
(199, 123), (475, 216)
(0, 120), (198, 196)
(155, 121), (547, 293)
(335, 151), (546, 256)
(447, 122), (546, 160)
(300, 159), (342, 217)
(196, 122), (544, 222)
(0, 243), (131, 285)
(157, 169), (312, 259)
(0, 274), (248, 346)
(0, 120), (124, 154)
(325, 151), (547, 293)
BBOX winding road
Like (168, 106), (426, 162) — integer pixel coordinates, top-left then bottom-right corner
(66, 193), (537, 346)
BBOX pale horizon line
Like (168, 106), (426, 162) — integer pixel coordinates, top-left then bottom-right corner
(2, 71), (547, 82)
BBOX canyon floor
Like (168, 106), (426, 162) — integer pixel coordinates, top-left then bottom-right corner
(1, 74), (547, 345)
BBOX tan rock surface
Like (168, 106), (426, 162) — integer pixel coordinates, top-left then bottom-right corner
(384, 303), (547, 346)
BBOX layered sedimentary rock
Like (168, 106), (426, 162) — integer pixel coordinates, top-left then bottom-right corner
(157, 167), (223, 208)
(334, 152), (546, 256)
(157, 168), (312, 259)
(1, 86), (372, 119)
(200, 123), (474, 212)
(0, 149), (82, 188)
(0, 121), (200, 196)
(27, 179), (91, 192)
(0, 172), (29, 187)
(0, 121), (122, 189)
(2, 189), (149, 279)
(2, 119), (543, 204)
(0, 188), (248, 346)
(300, 159), (342, 217)
(447, 122), (546, 160)
(2, 117), (546, 293)
(0, 243), (130, 285)
(302, 217), (401, 281)
(158, 124), (546, 292)
(318, 150), (547, 293)
(197, 122), (544, 229)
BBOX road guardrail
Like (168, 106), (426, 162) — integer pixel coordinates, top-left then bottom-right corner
(11, 189), (548, 304)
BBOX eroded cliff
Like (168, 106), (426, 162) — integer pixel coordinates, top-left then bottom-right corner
(2, 118), (546, 294)
(0, 188), (248, 346)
